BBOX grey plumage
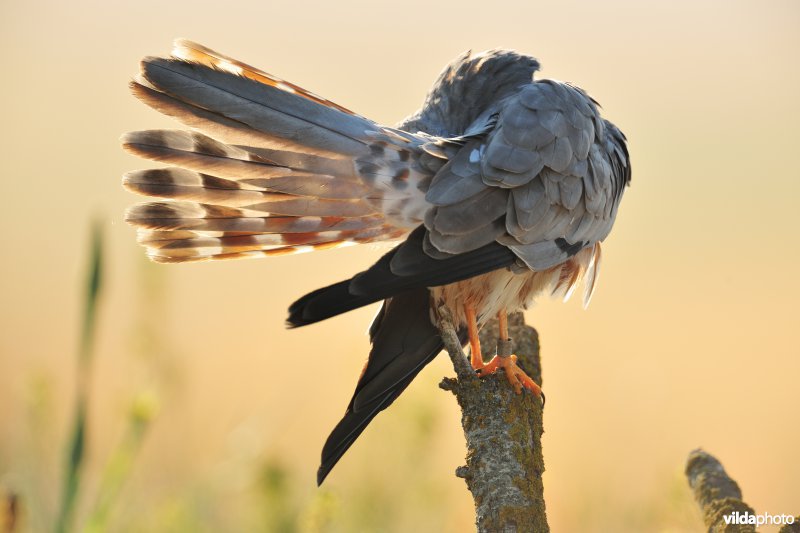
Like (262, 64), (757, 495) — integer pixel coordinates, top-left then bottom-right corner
(420, 79), (628, 271)
(138, 56), (373, 156)
(127, 42), (628, 270)
(397, 49), (541, 136)
(124, 41), (631, 482)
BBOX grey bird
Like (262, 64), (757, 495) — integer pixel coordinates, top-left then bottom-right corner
(123, 40), (631, 484)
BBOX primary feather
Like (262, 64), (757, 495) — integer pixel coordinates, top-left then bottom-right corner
(123, 41), (630, 482)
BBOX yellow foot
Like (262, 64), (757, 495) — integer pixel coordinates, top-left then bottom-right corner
(476, 355), (543, 397)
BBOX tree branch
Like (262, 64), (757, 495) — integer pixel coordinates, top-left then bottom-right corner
(437, 310), (548, 532)
(685, 449), (757, 533)
(686, 449), (799, 532)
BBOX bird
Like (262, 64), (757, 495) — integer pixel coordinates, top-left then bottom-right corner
(122, 40), (631, 485)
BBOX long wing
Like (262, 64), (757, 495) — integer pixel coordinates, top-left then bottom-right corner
(287, 225), (517, 327)
(315, 286), (447, 485)
(288, 226), (509, 484)
(122, 43), (632, 486)
(289, 77), (632, 326)
(293, 78), (630, 483)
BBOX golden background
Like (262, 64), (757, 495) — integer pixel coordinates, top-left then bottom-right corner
(1, 0), (798, 530)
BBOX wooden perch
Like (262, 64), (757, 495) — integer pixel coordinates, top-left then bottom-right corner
(686, 449), (799, 533)
(686, 449), (757, 533)
(437, 309), (548, 533)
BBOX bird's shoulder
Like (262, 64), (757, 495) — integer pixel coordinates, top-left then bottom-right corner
(420, 77), (630, 271)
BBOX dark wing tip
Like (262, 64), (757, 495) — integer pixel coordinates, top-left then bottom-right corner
(286, 310), (312, 329)
(285, 318), (305, 329)
(314, 287), (446, 485)
(286, 224), (516, 329)
(314, 404), (380, 487)
(317, 462), (333, 486)
(285, 280), (364, 329)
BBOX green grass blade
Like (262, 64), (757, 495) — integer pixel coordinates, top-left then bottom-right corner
(54, 220), (104, 533)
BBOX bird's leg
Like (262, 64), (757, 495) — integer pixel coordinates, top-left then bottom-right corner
(465, 304), (484, 369)
(498, 309), (510, 342)
(476, 309), (543, 397)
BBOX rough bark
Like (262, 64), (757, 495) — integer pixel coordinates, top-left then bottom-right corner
(685, 449), (798, 533)
(782, 519), (800, 533)
(685, 449), (757, 533)
(437, 309), (548, 533)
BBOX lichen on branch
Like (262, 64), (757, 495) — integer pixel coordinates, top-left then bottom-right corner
(437, 311), (548, 533)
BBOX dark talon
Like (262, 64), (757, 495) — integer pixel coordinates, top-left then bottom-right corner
(540, 391), (546, 408)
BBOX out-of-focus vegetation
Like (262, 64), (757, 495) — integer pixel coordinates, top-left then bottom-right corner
(2, 1), (799, 531)
(53, 221), (109, 533)
(0, 223), (467, 532)
(0, 223), (706, 533)
(6, 223), (160, 533)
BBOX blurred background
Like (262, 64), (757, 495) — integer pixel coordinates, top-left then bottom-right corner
(1, 0), (798, 531)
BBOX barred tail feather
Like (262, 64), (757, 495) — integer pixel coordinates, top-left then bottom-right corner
(136, 47), (377, 156)
(123, 168), (274, 206)
(129, 81), (283, 154)
(122, 131), (372, 200)
(171, 39), (363, 119)
(127, 204), (385, 234)
(140, 226), (395, 263)
(148, 241), (356, 263)
(131, 220), (404, 263)
(124, 176), (375, 218)
(125, 195), (402, 262)
(124, 41), (432, 262)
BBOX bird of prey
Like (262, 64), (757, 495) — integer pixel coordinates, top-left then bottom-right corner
(123, 40), (630, 484)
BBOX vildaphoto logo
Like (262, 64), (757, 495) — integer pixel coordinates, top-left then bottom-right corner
(723, 511), (795, 526)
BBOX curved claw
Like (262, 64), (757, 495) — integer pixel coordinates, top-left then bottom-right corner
(475, 354), (543, 398)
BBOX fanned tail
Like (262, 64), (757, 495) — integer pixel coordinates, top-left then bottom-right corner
(123, 130), (403, 262)
(124, 40), (434, 262)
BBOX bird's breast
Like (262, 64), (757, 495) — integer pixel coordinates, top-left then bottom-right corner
(430, 266), (554, 328)
(429, 244), (597, 328)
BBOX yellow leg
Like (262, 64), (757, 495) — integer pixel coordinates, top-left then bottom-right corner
(476, 309), (543, 397)
(465, 304), (484, 369)
(498, 310), (509, 341)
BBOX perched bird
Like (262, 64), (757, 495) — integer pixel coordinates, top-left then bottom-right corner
(123, 40), (630, 484)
